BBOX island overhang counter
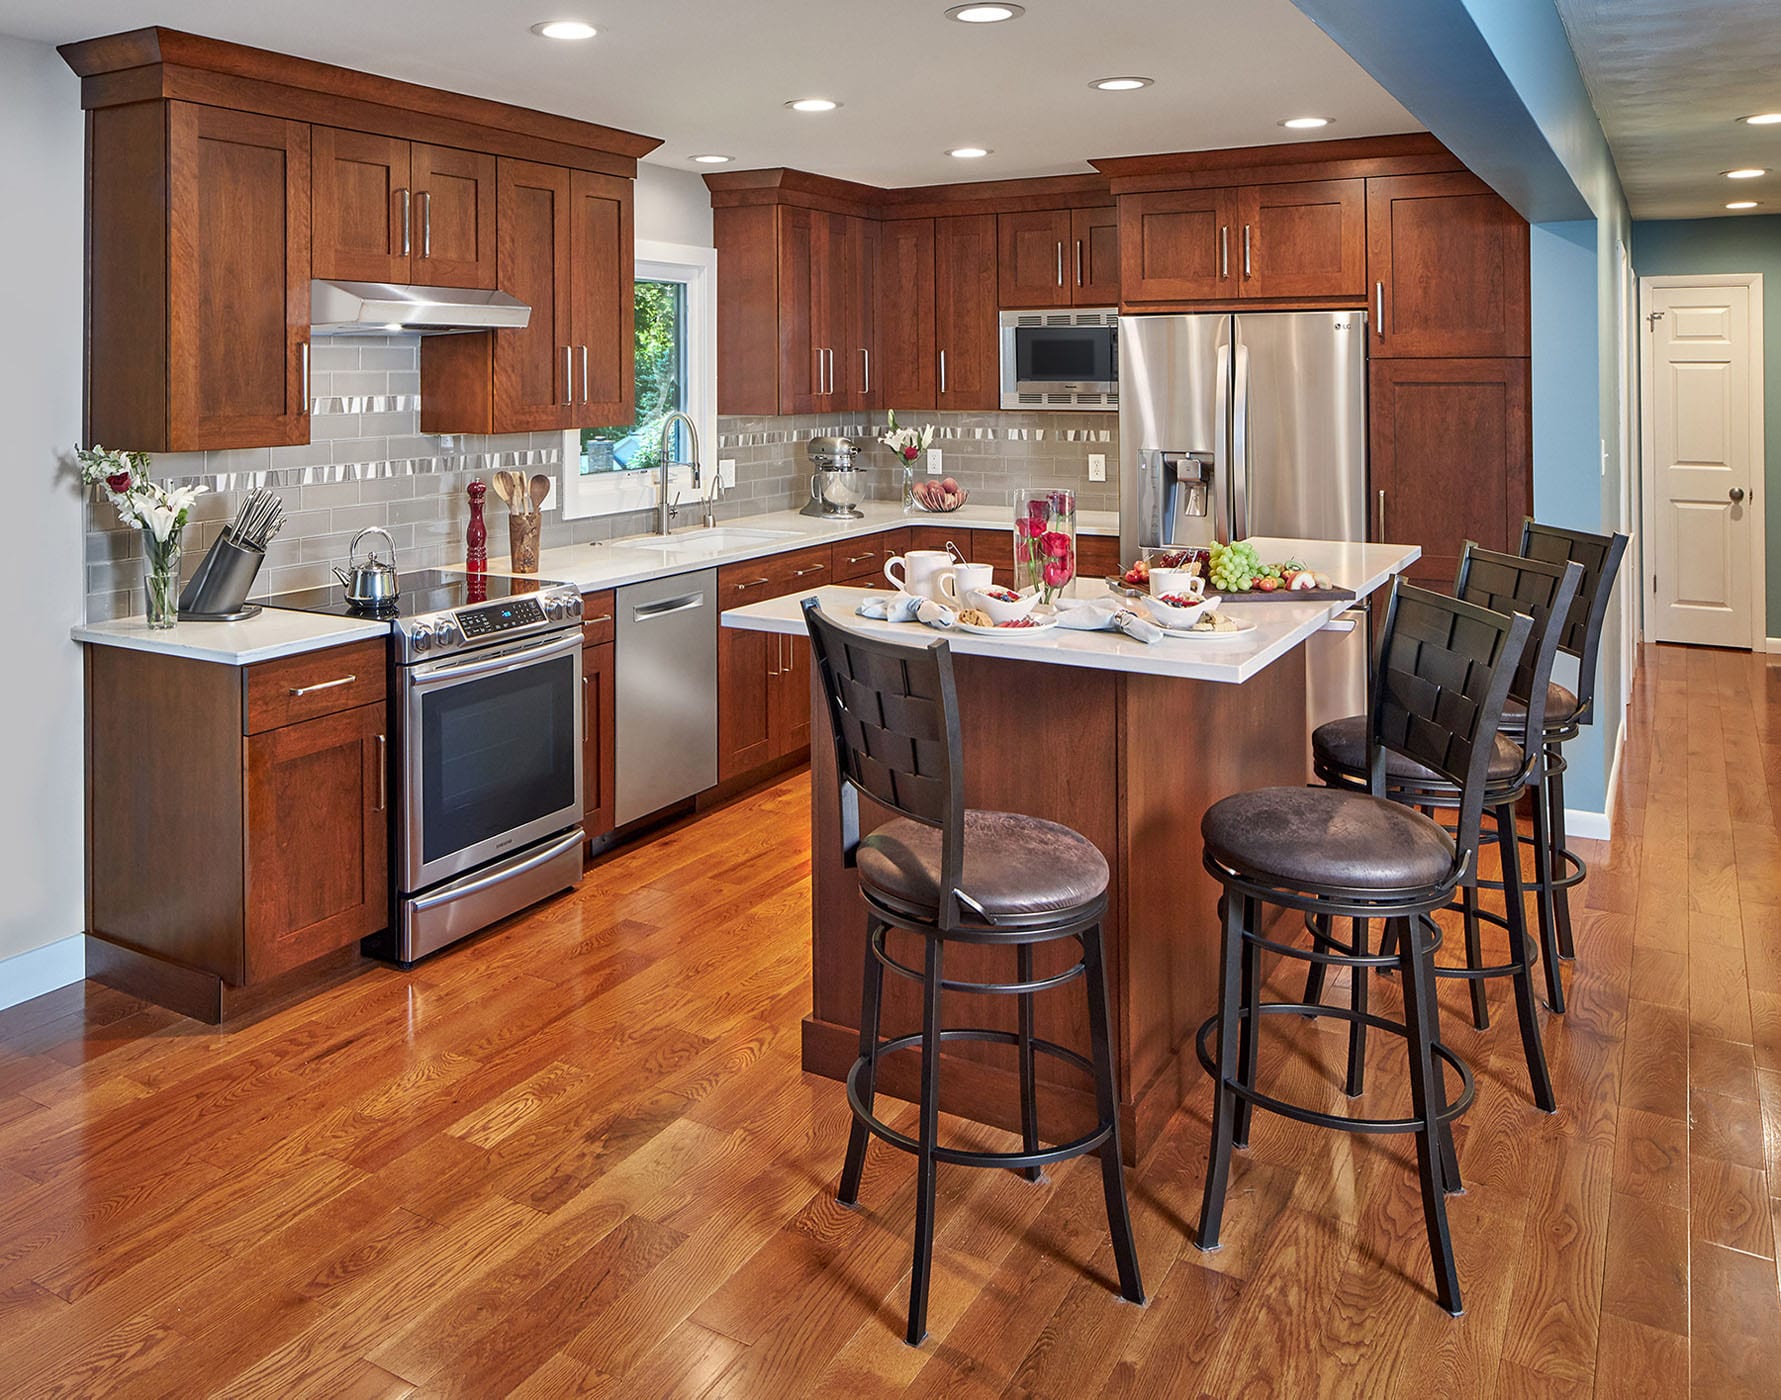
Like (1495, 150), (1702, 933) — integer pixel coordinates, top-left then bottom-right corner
(723, 538), (1421, 1163)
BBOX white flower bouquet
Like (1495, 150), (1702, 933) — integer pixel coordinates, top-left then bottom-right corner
(77, 444), (207, 626)
(879, 410), (937, 512)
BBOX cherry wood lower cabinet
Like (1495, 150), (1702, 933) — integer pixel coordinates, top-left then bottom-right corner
(716, 547), (829, 779)
(1370, 357), (1531, 585)
(85, 639), (390, 1022)
(581, 590), (616, 840)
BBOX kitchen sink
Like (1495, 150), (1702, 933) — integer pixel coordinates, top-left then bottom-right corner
(619, 527), (803, 557)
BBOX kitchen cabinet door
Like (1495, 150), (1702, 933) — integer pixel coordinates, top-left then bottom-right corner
(774, 633), (813, 758)
(998, 209), (1074, 309)
(166, 103), (312, 449)
(934, 215), (999, 412)
(568, 169), (634, 426)
(1076, 533), (1123, 581)
(244, 702), (388, 982)
(717, 565), (781, 779)
(1072, 205), (1120, 305)
(877, 218), (937, 408)
(840, 216), (879, 408)
(412, 143), (497, 289)
(1237, 179), (1365, 300)
(1367, 173), (1530, 358)
(582, 640), (616, 838)
(777, 207), (825, 414)
(483, 159), (576, 431)
(1369, 357), (1530, 585)
(312, 126), (411, 284)
(1118, 188), (1237, 305)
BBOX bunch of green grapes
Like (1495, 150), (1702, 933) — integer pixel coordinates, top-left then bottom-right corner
(1208, 539), (1262, 592)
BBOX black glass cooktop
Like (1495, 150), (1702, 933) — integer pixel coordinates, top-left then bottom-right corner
(262, 569), (564, 621)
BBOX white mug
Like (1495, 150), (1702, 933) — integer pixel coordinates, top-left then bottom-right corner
(1149, 567), (1206, 601)
(937, 562), (995, 607)
(884, 550), (955, 602)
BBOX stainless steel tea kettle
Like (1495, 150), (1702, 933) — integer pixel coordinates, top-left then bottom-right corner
(332, 526), (400, 608)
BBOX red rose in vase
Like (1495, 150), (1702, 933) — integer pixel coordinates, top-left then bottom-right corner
(106, 471), (132, 493)
(1043, 555), (1075, 589)
(1041, 530), (1072, 558)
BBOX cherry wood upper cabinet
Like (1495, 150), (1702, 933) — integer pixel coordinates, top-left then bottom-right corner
(1370, 357), (1531, 585)
(1237, 179), (1365, 300)
(1367, 173), (1530, 357)
(494, 158), (575, 430)
(312, 126), (410, 283)
(84, 101), (311, 451)
(411, 143), (498, 289)
(876, 217), (937, 409)
(934, 214), (999, 411)
(1072, 205), (1120, 305)
(999, 209), (1074, 309)
(567, 168), (634, 425)
(839, 215), (879, 407)
(776, 206), (827, 414)
(1118, 188), (1237, 304)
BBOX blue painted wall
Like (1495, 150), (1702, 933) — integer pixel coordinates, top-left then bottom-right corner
(1633, 216), (1781, 632)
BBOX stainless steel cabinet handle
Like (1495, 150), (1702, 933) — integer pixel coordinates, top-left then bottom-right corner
(582, 613), (613, 626)
(1376, 489), (1387, 540)
(563, 346), (573, 405)
(300, 341), (310, 413)
(375, 733), (386, 811)
(1374, 282), (1384, 336)
(735, 577), (771, 590)
(861, 347), (870, 395)
(421, 191), (431, 258)
(1056, 241), (1064, 287)
(844, 551), (877, 564)
(580, 345), (589, 404)
(1220, 225), (1229, 279)
(1731, 487), (1747, 503)
(290, 674), (356, 696)
(792, 562), (827, 577)
(1242, 224), (1251, 278)
(632, 594), (705, 621)
(939, 349), (947, 395)
(1075, 239), (1084, 288)
(398, 188), (411, 256)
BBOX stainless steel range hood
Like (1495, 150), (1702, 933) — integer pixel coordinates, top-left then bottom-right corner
(310, 280), (532, 336)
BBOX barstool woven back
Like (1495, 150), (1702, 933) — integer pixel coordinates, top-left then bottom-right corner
(1518, 520), (1630, 727)
(1454, 545), (1585, 760)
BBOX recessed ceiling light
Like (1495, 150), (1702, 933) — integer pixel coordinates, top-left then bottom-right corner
(948, 146), (992, 159)
(530, 19), (597, 40)
(1741, 113), (1781, 125)
(1091, 77), (1154, 92)
(945, 3), (1024, 21)
(1724, 167), (1768, 179)
(690, 154), (733, 164)
(786, 98), (840, 113)
(1280, 116), (1333, 129)
(1726, 200), (1760, 209)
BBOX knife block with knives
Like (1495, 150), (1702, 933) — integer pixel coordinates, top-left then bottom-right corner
(494, 470), (548, 574)
(177, 488), (287, 621)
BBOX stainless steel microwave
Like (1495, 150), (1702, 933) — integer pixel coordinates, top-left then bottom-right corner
(999, 308), (1119, 410)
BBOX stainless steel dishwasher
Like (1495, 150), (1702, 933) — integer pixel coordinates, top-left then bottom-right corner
(615, 568), (719, 825)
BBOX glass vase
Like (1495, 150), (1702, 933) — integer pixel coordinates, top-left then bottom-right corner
(900, 461), (917, 512)
(144, 533), (182, 629)
(1012, 488), (1077, 603)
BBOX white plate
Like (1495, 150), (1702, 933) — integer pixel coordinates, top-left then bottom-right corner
(955, 611), (1059, 636)
(1157, 614), (1257, 640)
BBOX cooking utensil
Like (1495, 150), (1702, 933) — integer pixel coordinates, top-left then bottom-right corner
(490, 472), (513, 510)
(508, 470), (530, 512)
(529, 474), (551, 513)
(332, 525), (401, 608)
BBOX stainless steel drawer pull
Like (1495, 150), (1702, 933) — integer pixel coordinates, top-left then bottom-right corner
(735, 577), (771, 591)
(289, 675), (356, 697)
(581, 613), (613, 626)
(792, 563), (827, 577)
(1376, 489), (1387, 540)
(375, 733), (387, 811)
(632, 595), (704, 621)
(844, 552), (877, 564)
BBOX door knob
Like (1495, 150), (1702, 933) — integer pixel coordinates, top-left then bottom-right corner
(1730, 487), (1747, 503)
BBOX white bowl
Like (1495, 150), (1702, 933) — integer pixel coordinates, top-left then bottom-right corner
(1145, 592), (1220, 629)
(966, 585), (1041, 624)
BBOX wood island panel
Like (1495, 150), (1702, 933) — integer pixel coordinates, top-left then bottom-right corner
(805, 648), (1308, 1163)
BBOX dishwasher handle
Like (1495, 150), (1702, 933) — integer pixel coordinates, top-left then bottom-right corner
(631, 592), (706, 622)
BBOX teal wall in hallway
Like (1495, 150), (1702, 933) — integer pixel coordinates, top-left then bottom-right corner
(1632, 216), (1781, 635)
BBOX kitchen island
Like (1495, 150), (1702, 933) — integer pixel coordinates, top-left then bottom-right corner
(723, 538), (1420, 1163)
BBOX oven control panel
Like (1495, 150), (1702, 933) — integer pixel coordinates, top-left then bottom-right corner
(459, 598), (545, 638)
(398, 584), (581, 662)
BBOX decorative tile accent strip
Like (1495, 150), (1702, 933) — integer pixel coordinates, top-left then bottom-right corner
(194, 446), (561, 494)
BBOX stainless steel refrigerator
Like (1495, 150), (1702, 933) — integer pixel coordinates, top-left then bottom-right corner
(1117, 310), (1371, 744)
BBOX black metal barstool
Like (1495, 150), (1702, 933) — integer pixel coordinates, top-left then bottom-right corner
(1507, 521), (1630, 1002)
(803, 598), (1144, 1347)
(1195, 579), (1532, 1315)
(1306, 544), (1584, 1112)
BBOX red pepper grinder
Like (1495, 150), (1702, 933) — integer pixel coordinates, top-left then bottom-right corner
(466, 479), (488, 575)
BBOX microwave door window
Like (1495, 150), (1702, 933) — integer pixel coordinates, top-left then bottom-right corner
(419, 656), (577, 867)
(1028, 336), (1099, 380)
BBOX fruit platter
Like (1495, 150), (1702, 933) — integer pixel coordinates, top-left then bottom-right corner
(910, 476), (969, 512)
(1114, 541), (1354, 601)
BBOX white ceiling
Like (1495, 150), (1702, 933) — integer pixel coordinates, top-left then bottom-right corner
(1554, 0), (1781, 219)
(0, 0), (1420, 187)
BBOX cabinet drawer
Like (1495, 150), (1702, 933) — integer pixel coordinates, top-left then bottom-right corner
(580, 589), (615, 646)
(776, 545), (833, 591)
(832, 530), (907, 584)
(244, 640), (387, 734)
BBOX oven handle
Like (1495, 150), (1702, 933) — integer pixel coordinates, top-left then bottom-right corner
(407, 828), (586, 913)
(408, 628), (582, 689)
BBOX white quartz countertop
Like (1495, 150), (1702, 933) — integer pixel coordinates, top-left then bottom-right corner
(69, 503), (1117, 665)
(721, 539), (1421, 684)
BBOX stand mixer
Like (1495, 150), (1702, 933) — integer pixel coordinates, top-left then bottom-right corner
(801, 436), (868, 519)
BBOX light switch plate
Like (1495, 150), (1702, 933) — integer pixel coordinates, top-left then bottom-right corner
(926, 448), (943, 475)
(718, 458), (736, 488)
(1087, 453), (1107, 482)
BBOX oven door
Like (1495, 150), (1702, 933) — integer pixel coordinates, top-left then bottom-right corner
(402, 628), (583, 892)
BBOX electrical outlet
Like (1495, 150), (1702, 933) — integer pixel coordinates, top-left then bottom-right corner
(926, 447), (943, 476)
(718, 458), (736, 488)
(1087, 453), (1107, 483)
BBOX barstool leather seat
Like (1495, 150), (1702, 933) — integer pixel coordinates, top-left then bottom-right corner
(1202, 786), (1456, 892)
(1312, 715), (1525, 787)
(1501, 680), (1580, 733)
(859, 811), (1110, 923)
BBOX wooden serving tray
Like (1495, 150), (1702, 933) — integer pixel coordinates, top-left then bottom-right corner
(1104, 577), (1356, 604)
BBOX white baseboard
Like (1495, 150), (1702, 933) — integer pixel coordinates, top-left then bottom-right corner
(1562, 719), (1626, 844)
(0, 934), (84, 1012)
(1767, 636), (1781, 654)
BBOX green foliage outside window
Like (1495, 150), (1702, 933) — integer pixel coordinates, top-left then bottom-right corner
(581, 279), (684, 473)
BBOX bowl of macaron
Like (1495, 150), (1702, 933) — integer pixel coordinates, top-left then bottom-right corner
(966, 584), (1042, 624)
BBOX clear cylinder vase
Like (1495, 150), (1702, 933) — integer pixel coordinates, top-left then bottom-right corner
(1012, 488), (1077, 603)
(144, 535), (182, 629)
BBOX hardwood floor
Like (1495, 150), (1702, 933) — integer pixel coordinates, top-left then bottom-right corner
(1, 641), (1777, 1397)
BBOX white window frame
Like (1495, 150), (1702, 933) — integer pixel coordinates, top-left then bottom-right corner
(559, 238), (718, 521)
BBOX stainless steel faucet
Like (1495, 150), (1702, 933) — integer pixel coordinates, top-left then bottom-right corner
(657, 411), (701, 535)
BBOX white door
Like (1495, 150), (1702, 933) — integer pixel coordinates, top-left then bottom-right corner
(1643, 280), (1761, 649)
